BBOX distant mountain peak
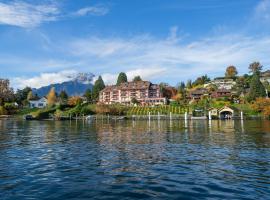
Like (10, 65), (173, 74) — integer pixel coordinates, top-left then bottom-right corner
(32, 72), (95, 97)
(73, 73), (95, 84)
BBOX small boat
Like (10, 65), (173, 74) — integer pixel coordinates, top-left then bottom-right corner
(23, 115), (34, 120)
(113, 116), (127, 120)
(190, 116), (207, 120)
(85, 115), (94, 120)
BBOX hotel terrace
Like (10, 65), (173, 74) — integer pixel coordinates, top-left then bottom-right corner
(99, 81), (167, 105)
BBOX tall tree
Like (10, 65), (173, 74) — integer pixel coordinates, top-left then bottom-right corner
(247, 71), (266, 101)
(177, 82), (186, 101)
(59, 90), (68, 104)
(225, 65), (238, 78)
(27, 91), (34, 101)
(116, 72), (128, 85)
(249, 62), (262, 74)
(0, 79), (14, 105)
(193, 75), (210, 86)
(47, 87), (57, 106)
(15, 87), (32, 105)
(92, 76), (105, 100)
(84, 89), (92, 103)
(133, 76), (142, 82)
(186, 80), (192, 89)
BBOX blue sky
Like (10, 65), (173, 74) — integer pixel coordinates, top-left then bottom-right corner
(1, 0), (270, 89)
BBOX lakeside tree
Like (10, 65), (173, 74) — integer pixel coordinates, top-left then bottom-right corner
(47, 87), (57, 106)
(27, 91), (34, 101)
(247, 71), (266, 101)
(116, 72), (128, 85)
(59, 90), (68, 104)
(249, 62), (262, 74)
(192, 75), (210, 87)
(133, 76), (142, 82)
(176, 82), (187, 103)
(68, 96), (83, 106)
(186, 80), (192, 89)
(0, 79), (14, 106)
(225, 65), (238, 78)
(15, 87), (32, 106)
(92, 76), (105, 101)
(84, 89), (92, 103)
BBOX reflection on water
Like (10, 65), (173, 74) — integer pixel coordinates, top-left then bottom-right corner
(0, 119), (270, 200)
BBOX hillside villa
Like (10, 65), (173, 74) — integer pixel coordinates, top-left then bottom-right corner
(206, 77), (236, 90)
(29, 97), (48, 108)
(99, 81), (167, 105)
(260, 70), (270, 83)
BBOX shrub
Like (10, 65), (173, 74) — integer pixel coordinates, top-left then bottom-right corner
(0, 106), (7, 115)
(4, 103), (18, 114)
(68, 96), (83, 106)
(80, 105), (95, 115)
(31, 107), (56, 120)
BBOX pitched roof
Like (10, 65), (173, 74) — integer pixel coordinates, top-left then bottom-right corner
(119, 81), (151, 90)
(100, 81), (160, 93)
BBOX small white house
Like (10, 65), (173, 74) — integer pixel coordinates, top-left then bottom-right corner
(29, 97), (48, 108)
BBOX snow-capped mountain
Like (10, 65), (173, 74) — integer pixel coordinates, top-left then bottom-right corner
(32, 73), (95, 97)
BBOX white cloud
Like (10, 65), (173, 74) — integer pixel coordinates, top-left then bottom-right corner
(97, 67), (166, 85)
(8, 27), (270, 88)
(66, 31), (270, 83)
(0, 1), (60, 28)
(12, 70), (78, 89)
(0, 1), (109, 28)
(75, 6), (109, 16)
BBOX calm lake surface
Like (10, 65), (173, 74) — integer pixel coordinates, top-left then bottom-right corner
(0, 119), (270, 200)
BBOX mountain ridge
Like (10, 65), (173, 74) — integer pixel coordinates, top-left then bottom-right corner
(32, 73), (94, 97)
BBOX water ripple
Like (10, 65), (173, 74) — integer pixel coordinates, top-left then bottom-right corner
(0, 119), (270, 199)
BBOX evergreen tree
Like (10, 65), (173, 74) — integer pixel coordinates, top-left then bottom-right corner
(186, 80), (192, 89)
(247, 71), (266, 101)
(84, 89), (92, 103)
(47, 87), (57, 106)
(92, 76), (105, 100)
(59, 90), (68, 104)
(15, 87), (32, 105)
(116, 72), (128, 85)
(133, 76), (142, 82)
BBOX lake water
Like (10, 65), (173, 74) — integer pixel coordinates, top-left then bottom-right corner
(0, 119), (270, 200)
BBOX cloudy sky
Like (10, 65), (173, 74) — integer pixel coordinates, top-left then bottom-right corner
(1, 0), (270, 89)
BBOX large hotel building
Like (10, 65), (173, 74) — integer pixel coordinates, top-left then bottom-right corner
(99, 81), (166, 105)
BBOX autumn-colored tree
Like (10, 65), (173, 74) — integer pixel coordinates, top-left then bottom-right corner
(252, 97), (270, 117)
(47, 87), (57, 106)
(27, 91), (34, 100)
(225, 65), (238, 78)
(263, 106), (270, 117)
(251, 97), (270, 112)
(68, 96), (83, 106)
